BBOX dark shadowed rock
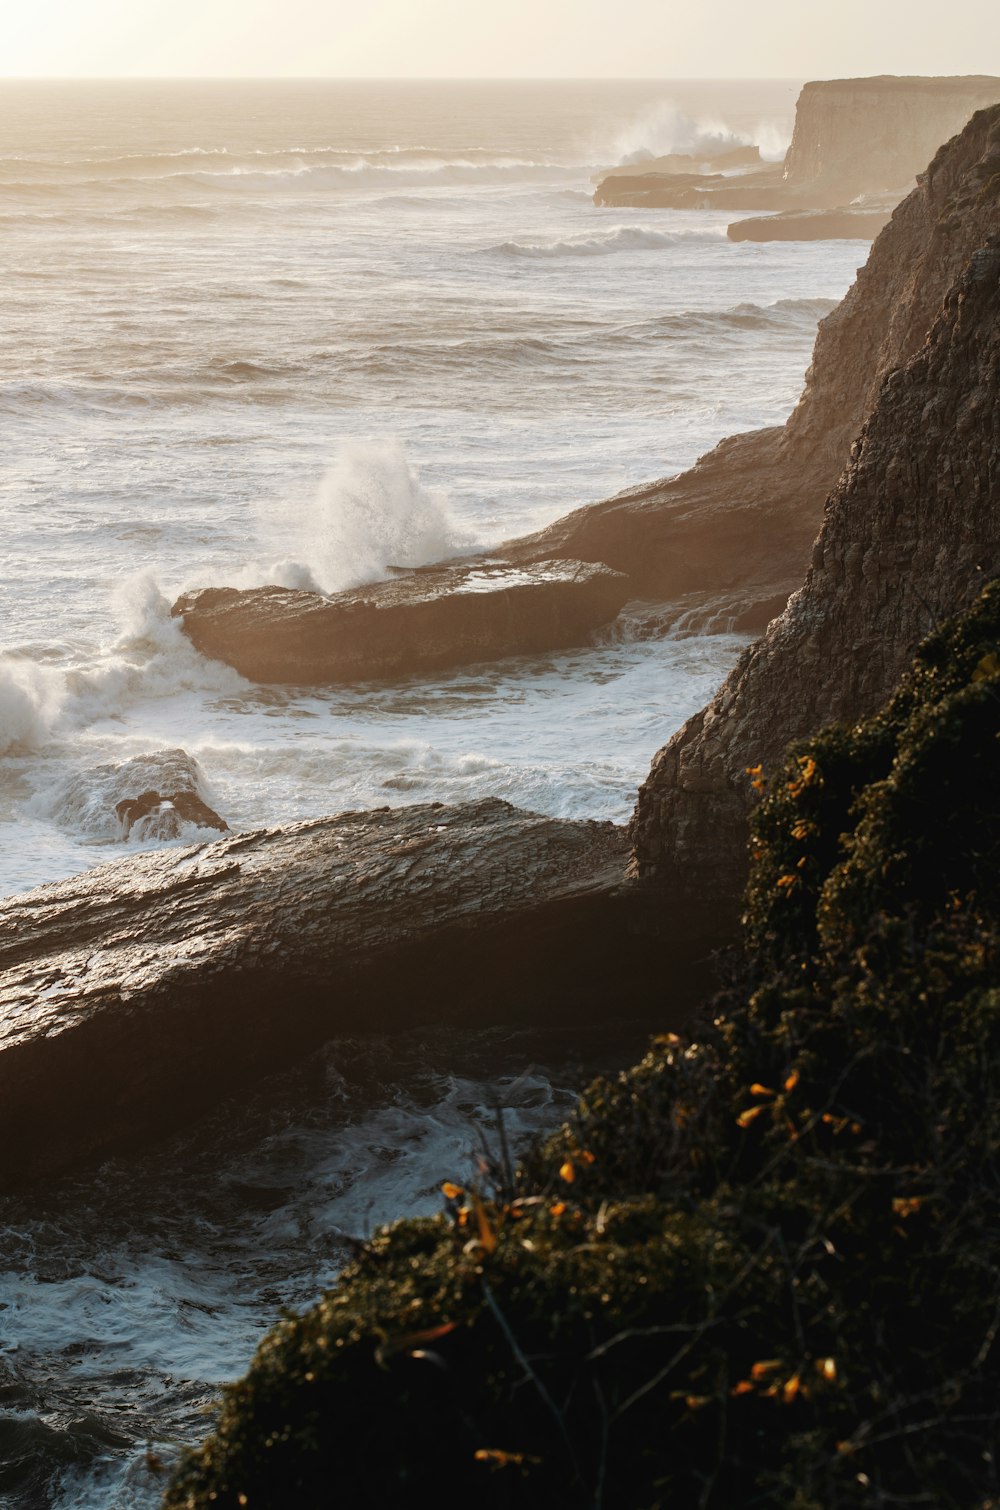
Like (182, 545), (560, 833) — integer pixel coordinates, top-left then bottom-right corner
(173, 559), (629, 684)
(631, 231), (1000, 900)
(0, 799), (723, 1188)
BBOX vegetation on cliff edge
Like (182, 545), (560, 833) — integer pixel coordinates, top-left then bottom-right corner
(165, 581), (1000, 1509)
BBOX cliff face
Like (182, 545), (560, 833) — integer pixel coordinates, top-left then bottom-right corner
(631, 225), (1000, 897)
(783, 76), (1000, 201)
(508, 107), (1000, 626)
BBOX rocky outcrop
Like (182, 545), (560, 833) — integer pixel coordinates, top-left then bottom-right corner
(630, 230), (1000, 897)
(727, 206), (892, 242)
(174, 560), (629, 684)
(593, 77), (1000, 225)
(783, 75), (1000, 202)
(505, 106), (1000, 627)
(0, 799), (723, 1188)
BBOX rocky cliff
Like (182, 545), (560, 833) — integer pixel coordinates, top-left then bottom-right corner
(783, 75), (1000, 200)
(631, 222), (1000, 898)
(510, 106), (1000, 629)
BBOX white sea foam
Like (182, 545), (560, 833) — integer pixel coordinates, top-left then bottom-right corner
(29, 747), (223, 841)
(255, 440), (467, 595)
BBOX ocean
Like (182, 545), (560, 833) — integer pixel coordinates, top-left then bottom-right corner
(0, 79), (866, 1507)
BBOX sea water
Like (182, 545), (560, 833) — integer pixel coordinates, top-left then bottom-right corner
(0, 79), (866, 1506)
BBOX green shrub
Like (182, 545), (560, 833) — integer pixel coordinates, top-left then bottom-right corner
(165, 582), (1000, 1510)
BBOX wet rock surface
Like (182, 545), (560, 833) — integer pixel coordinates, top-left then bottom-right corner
(173, 559), (630, 684)
(0, 799), (719, 1188)
(41, 747), (229, 841)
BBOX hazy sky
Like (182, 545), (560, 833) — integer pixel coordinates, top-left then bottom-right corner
(3, 0), (999, 78)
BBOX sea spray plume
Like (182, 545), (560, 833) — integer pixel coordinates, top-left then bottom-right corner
(607, 101), (761, 167)
(0, 659), (61, 754)
(263, 440), (465, 596)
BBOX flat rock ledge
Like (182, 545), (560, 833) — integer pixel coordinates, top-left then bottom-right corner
(0, 799), (721, 1189)
(173, 558), (630, 684)
(727, 206), (893, 242)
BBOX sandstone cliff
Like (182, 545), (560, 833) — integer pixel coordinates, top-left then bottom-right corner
(510, 106), (1000, 629)
(783, 75), (1000, 201)
(631, 226), (1000, 898)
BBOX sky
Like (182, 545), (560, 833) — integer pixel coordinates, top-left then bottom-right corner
(2, 0), (999, 78)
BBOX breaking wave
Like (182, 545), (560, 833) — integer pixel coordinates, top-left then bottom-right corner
(492, 224), (730, 258)
(606, 100), (790, 167)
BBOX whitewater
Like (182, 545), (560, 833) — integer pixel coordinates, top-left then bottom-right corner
(0, 79), (866, 1507)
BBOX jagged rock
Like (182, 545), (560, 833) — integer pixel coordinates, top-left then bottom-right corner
(42, 748), (229, 841)
(173, 559), (629, 684)
(503, 106), (1000, 627)
(0, 799), (723, 1189)
(630, 228), (1000, 899)
(115, 788), (228, 841)
(600, 145), (761, 180)
(727, 206), (892, 242)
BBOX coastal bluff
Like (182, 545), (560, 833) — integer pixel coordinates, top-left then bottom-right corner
(632, 224), (1000, 899)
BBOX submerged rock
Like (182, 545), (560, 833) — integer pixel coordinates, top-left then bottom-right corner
(115, 788), (228, 841)
(173, 559), (629, 684)
(41, 747), (229, 841)
(0, 799), (717, 1189)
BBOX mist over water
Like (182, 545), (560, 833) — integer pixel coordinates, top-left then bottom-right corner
(0, 78), (868, 1508)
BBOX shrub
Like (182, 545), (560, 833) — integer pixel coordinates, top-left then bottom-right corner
(165, 582), (1000, 1510)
